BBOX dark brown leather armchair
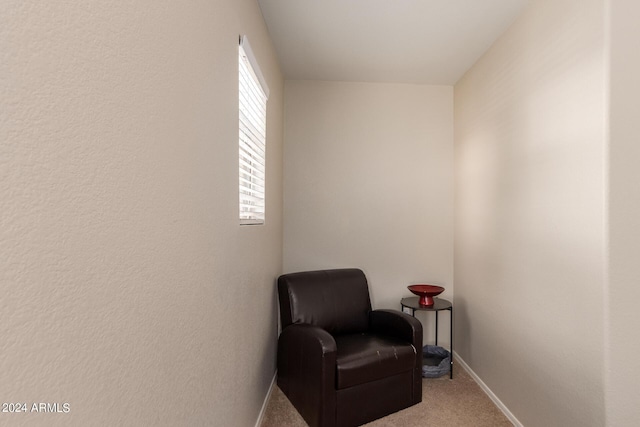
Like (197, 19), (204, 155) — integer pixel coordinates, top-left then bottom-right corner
(277, 269), (423, 427)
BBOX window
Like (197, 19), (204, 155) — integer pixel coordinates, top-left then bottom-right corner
(238, 35), (269, 225)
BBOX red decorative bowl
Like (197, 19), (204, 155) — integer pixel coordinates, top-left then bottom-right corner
(408, 284), (445, 307)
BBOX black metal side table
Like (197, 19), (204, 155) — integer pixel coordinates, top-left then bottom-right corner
(400, 297), (453, 379)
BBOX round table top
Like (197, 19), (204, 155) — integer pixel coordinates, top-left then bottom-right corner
(400, 296), (452, 311)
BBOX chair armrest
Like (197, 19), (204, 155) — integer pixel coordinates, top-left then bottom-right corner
(277, 324), (337, 427)
(369, 309), (423, 349)
(370, 309), (424, 406)
(279, 323), (337, 355)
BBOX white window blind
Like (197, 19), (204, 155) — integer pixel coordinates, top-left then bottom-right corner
(239, 35), (268, 225)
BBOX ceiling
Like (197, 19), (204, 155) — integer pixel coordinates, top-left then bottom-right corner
(257, 0), (529, 85)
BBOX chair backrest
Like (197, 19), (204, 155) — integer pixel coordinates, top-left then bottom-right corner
(278, 268), (372, 335)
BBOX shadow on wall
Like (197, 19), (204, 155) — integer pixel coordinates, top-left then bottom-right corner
(453, 298), (471, 360)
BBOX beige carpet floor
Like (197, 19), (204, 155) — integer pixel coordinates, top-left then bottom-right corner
(261, 359), (513, 427)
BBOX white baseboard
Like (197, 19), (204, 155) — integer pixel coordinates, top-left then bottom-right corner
(255, 370), (277, 427)
(454, 352), (523, 427)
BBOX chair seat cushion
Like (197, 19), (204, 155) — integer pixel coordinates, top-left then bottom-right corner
(334, 333), (417, 389)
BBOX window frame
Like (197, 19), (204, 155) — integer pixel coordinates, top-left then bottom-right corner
(238, 35), (269, 226)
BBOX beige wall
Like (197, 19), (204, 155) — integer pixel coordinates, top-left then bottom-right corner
(1, 0), (283, 426)
(454, 0), (606, 425)
(607, 0), (640, 424)
(283, 81), (453, 345)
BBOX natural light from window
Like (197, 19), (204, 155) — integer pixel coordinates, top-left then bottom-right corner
(238, 36), (268, 225)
